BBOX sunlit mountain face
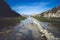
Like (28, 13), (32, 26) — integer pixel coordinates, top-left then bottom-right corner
(5, 0), (60, 15)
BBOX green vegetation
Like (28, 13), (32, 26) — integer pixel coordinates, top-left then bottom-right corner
(33, 5), (60, 25)
(33, 16), (50, 22)
(33, 16), (60, 24)
(0, 17), (26, 31)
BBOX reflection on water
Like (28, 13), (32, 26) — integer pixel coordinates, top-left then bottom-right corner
(39, 21), (60, 38)
(47, 24), (60, 38)
(0, 17), (60, 40)
(0, 18), (47, 40)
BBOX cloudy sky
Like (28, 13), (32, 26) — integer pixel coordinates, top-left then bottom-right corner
(5, 0), (60, 15)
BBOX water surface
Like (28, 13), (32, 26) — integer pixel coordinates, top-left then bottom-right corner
(0, 17), (60, 40)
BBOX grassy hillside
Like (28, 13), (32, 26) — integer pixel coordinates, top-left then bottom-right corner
(0, 17), (26, 31)
(33, 6), (60, 25)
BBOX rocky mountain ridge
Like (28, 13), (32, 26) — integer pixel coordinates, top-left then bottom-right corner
(34, 5), (60, 18)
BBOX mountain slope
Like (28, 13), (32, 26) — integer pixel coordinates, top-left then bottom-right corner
(50, 5), (60, 13)
(0, 0), (21, 18)
(33, 5), (60, 18)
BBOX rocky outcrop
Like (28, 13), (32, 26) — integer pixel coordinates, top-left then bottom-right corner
(33, 5), (60, 18)
(0, 0), (21, 18)
(49, 5), (60, 13)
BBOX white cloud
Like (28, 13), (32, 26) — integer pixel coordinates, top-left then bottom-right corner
(12, 2), (51, 15)
(32, 2), (50, 6)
